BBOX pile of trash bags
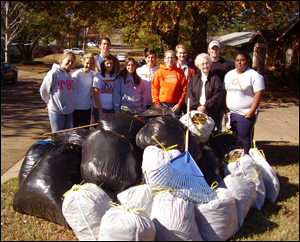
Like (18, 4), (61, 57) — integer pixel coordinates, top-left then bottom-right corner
(13, 108), (280, 241)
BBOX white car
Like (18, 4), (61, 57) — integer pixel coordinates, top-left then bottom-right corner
(63, 47), (86, 55)
(87, 42), (97, 47)
(117, 53), (127, 62)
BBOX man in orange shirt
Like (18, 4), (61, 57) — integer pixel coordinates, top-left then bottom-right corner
(152, 50), (187, 118)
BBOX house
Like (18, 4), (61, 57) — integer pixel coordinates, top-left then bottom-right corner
(211, 31), (255, 65)
(250, 18), (299, 74)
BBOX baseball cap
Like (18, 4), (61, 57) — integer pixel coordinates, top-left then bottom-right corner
(209, 40), (221, 49)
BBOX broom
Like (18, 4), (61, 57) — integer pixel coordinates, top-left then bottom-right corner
(149, 98), (217, 203)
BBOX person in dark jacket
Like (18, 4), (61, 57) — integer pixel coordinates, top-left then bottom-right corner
(185, 53), (223, 130)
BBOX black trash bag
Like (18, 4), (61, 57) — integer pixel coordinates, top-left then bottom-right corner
(81, 129), (142, 194)
(51, 129), (90, 146)
(206, 130), (245, 160)
(195, 144), (225, 186)
(98, 112), (147, 145)
(18, 141), (56, 187)
(139, 105), (173, 119)
(13, 144), (82, 228)
(136, 116), (202, 160)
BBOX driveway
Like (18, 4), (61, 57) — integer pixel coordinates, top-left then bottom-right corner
(1, 66), (299, 181)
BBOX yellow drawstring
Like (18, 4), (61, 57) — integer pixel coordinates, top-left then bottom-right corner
(121, 106), (133, 113)
(151, 186), (177, 195)
(253, 139), (266, 160)
(210, 181), (218, 190)
(109, 201), (146, 214)
(252, 168), (259, 181)
(207, 130), (233, 148)
(63, 181), (90, 199)
(151, 135), (178, 151)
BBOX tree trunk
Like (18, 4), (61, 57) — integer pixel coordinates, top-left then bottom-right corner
(190, 8), (208, 62)
(17, 43), (36, 62)
(5, 42), (10, 64)
(152, 16), (181, 53)
(5, 2), (10, 64)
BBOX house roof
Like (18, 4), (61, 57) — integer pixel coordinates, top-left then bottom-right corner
(212, 32), (255, 46)
(249, 27), (288, 43)
(276, 18), (299, 41)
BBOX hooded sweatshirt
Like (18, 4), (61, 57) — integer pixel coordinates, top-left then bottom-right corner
(136, 64), (159, 105)
(113, 74), (146, 113)
(39, 63), (76, 114)
(152, 64), (187, 105)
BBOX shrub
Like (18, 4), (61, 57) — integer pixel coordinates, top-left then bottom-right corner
(18, 61), (44, 65)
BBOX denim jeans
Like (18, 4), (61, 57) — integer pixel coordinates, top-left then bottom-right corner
(48, 110), (73, 132)
(230, 112), (258, 154)
(161, 102), (180, 118)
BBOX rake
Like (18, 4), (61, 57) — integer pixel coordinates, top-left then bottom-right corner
(149, 98), (217, 203)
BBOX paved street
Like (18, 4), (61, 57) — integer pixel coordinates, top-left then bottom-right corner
(1, 62), (299, 183)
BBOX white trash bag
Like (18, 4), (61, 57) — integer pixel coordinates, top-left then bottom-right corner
(62, 183), (111, 241)
(117, 184), (155, 218)
(98, 202), (156, 241)
(142, 144), (181, 185)
(180, 110), (215, 143)
(223, 149), (266, 210)
(249, 140), (280, 203)
(218, 174), (257, 227)
(151, 189), (203, 241)
(195, 187), (239, 241)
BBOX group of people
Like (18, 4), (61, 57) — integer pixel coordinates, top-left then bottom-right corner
(39, 38), (265, 154)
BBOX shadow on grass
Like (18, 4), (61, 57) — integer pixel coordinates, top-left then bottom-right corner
(257, 141), (299, 166)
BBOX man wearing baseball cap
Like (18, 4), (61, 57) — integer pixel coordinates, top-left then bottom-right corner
(208, 40), (233, 131)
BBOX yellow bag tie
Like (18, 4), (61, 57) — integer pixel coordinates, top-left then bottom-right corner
(151, 135), (178, 151)
(109, 201), (146, 214)
(63, 181), (90, 199)
(252, 168), (259, 181)
(206, 130), (233, 148)
(210, 181), (218, 190)
(210, 130), (233, 139)
(151, 186), (176, 195)
(253, 139), (266, 160)
(121, 106), (133, 113)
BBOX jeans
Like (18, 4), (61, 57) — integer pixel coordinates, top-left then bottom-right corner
(161, 102), (180, 118)
(230, 112), (258, 154)
(48, 110), (73, 132)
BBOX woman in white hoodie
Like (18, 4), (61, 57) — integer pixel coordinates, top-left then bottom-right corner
(39, 51), (76, 132)
(136, 51), (159, 108)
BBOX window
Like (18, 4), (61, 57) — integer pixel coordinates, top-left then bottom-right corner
(286, 48), (292, 64)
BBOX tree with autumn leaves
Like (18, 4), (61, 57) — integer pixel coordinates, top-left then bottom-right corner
(110, 1), (299, 61)
(2, 1), (299, 63)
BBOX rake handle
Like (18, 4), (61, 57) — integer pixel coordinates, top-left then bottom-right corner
(43, 123), (99, 136)
(185, 98), (190, 152)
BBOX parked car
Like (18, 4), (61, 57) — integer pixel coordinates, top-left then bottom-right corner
(1, 63), (18, 86)
(87, 42), (97, 47)
(117, 53), (127, 62)
(63, 47), (86, 55)
(136, 59), (146, 68)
